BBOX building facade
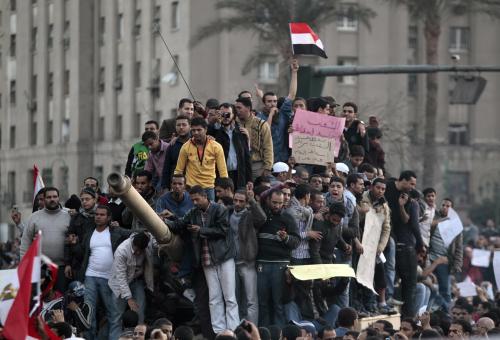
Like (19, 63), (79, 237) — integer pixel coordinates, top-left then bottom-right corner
(1, 0), (499, 237)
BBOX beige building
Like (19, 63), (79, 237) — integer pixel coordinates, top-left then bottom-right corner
(1, 0), (500, 238)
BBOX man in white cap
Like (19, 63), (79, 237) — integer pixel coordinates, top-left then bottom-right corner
(271, 162), (296, 184)
(335, 163), (350, 180)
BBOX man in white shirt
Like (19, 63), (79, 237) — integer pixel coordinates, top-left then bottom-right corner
(80, 205), (131, 340)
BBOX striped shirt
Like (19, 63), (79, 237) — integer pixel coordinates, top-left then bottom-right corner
(291, 218), (311, 260)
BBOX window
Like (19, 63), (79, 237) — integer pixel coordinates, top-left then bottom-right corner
(31, 74), (37, 108)
(258, 60), (279, 83)
(98, 116), (104, 141)
(135, 113), (141, 136)
(0, 93), (2, 108)
(408, 74), (417, 97)
(115, 115), (122, 139)
(10, 0), (16, 12)
(7, 171), (16, 205)
(47, 120), (53, 144)
(25, 170), (34, 202)
(134, 9), (141, 36)
(446, 171), (470, 207)
(9, 80), (16, 104)
(63, 20), (70, 49)
(336, 4), (358, 31)
(10, 34), (16, 57)
(99, 17), (105, 46)
(9, 125), (15, 148)
(59, 166), (69, 199)
(113, 164), (122, 173)
(115, 64), (123, 90)
(171, 1), (179, 30)
(408, 25), (418, 49)
(448, 104), (469, 145)
(99, 67), (105, 93)
(48, 72), (54, 98)
(64, 69), (70, 96)
(153, 6), (161, 32)
(30, 111), (37, 145)
(337, 57), (358, 85)
(94, 166), (103, 188)
(31, 27), (37, 52)
(62, 119), (70, 142)
(154, 110), (161, 123)
(449, 27), (469, 52)
(117, 13), (123, 40)
(48, 24), (54, 49)
(0, 124), (2, 149)
(42, 168), (53, 187)
(135, 61), (141, 87)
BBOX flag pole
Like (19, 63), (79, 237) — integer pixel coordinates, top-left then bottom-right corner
(288, 23), (296, 58)
(29, 231), (42, 317)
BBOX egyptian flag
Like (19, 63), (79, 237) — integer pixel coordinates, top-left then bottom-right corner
(33, 164), (45, 202)
(289, 23), (328, 58)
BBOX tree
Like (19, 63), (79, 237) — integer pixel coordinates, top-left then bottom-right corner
(388, 0), (500, 187)
(191, 0), (375, 91)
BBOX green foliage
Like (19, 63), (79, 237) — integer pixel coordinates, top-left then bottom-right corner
(191, 0), (376, 67)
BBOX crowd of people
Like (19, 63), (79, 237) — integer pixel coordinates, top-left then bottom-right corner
(2, 60), (500, 340)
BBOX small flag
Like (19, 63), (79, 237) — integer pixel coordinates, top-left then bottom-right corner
(33, 164), (45, 202)
(2, 234), (41, 339)
(289, 23), (328, 58)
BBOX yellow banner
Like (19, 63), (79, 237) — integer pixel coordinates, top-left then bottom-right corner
(288, 264), (355, 281)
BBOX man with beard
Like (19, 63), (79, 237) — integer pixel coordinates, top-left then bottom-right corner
(257, 189), (300, 327)
(384, 170), (425, 317)
(175, 117), (228, 202)
(123, 170), (159, 231)
(212, 103), (252, 189)
(160, 115), (191, 190)
(228, 188), (266, 324)
(257, 59), (298, 163)
(21, 187), (71, 291)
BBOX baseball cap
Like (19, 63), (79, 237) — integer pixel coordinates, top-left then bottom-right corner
(336, 163), (350, 175)
(272, 162), (296, 174)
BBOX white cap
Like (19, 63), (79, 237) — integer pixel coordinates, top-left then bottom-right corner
(272, 162), (296, 174)
(335, 163), (350, 175)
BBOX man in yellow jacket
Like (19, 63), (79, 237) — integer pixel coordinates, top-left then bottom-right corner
(175, 117), (228, 201)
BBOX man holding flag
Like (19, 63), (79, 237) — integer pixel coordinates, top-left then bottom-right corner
(21, 187), (71, 293)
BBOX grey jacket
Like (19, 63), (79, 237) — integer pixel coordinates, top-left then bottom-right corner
(228, 198), (267, 263)
(108, 237), (154, 299)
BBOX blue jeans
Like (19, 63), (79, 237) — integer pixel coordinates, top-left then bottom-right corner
(384, 237), (396, 299)
(115, 279), (146, 323)
(333, 248), (350, 308)
(323, 303), (341, 327)
(257, 262), (287, 327)
(433, 263), (451, 311)
(415, 282), (431, 312)
(204, 188), (215, 202)
(84, 276), (121, 340)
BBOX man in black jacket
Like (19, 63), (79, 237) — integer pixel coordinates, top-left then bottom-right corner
(79, 205), (131, 340)
(256, 188), (300, 327)
(384, 170), (425, 318)
(166, 186), (239, 335)
(210, 103), (252, 189)
(160, 115), (191, 190)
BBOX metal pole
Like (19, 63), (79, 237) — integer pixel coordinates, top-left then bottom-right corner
(313, 65), (500, 76)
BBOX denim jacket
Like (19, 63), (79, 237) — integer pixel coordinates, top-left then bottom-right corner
(257, 97), (293, 163)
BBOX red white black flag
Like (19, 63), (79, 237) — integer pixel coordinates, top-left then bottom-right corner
(289, 23), (328, 58)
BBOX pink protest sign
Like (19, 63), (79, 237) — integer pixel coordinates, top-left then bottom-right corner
(292, 109), (345, 156)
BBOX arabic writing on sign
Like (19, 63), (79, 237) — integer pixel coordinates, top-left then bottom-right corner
(292, 133), (335, 166)
(292, 109), (345, 139)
